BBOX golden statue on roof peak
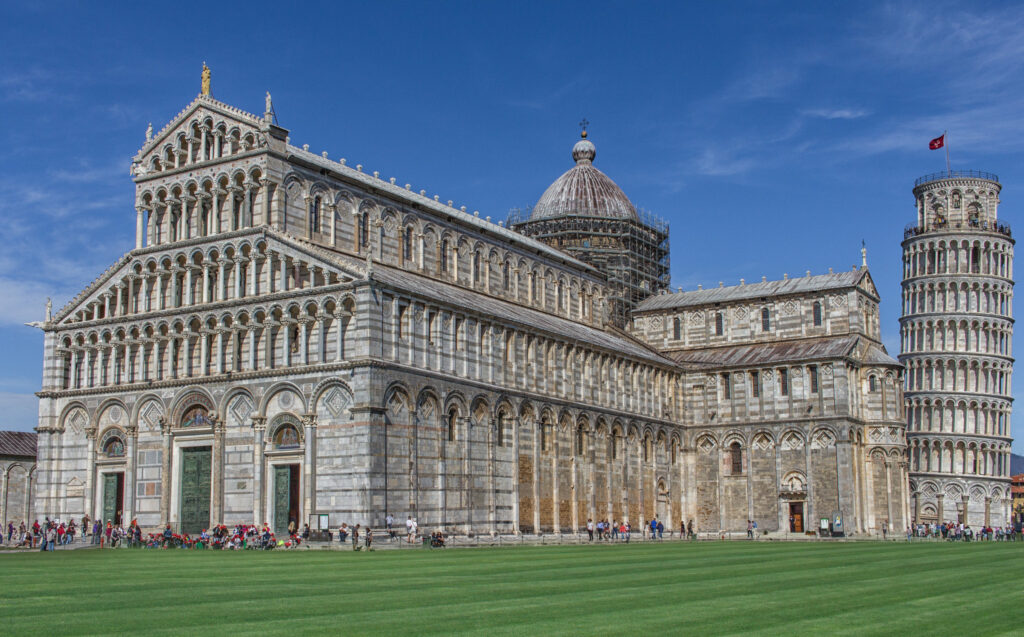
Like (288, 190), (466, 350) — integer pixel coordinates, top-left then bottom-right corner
(201, 62), (211, 96)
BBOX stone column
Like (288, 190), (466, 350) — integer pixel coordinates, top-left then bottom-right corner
(488, 416), (497, 535)
(135, 206), (146, 249)
(261, 178), (272, 226)
(159, 418), (172, 527)
(961, 494), (970, 525)
(532, 420), (541, 533)
(252, 417), (267, 525)
(212, 416), (225, 525)
(299, 319), (310, 365)
(302, 414), (317, 523)
(512, 418), (521, 534)
(124, 424), (138, 523)
(184, 266), (194, 305)
(84, 426), (98, 521)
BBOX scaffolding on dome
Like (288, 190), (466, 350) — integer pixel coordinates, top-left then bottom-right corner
(508, 201), (670, 326)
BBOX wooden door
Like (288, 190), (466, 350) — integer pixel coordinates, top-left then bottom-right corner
(790, 502), (804, 533)
(180, 447), (212, 535)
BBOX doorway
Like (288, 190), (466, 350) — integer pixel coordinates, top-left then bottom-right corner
(102, 472), (124, 526)
(179, 446), (212, 535)
(789, 502), (804, 533)
(273, 464), (301, 536)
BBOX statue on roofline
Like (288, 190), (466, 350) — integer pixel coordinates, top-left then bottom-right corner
(201, 62), (211, 96)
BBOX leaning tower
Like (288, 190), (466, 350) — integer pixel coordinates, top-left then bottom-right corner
(901, 170), (1015, 527)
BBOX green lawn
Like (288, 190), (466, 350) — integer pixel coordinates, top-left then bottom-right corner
(2, 541), (1022, 636)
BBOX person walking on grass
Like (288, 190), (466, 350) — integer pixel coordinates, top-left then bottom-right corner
(406, 516), (415, 543)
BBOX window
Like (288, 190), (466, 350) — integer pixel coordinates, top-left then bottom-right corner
(715, 312), (724, 336)
(729, 442), (742, 475)
(453, 318), (462, 351)
(403, 227), (413, 262)
(722, 373), (731, 399)
(473, 252), (480, 285)
(359, 212), (369, 247)
(447, 409), (457, 442)
(869, 375), (878, 392)
(751, 371), (760, 397)
(503, 262), (510, 291)
(311, 196), (321, 233)
(779, 369), (789, 396)
(673, 316), (681, 340)
(813, 301), (822, 326)
(440, 239), (449, 273)
(397, 304), (406, 339)
(809, 365), (819, 393)
(761, 307), (770, 332)
(541, 424), (549, 451)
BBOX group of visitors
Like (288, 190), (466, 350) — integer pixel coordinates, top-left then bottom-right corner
(583, 518), (697, 542)
(907, 521), (1023, 542)
(144, 523), (306, 550)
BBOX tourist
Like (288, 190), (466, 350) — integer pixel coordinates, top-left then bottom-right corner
(365, 527), (373, 550)
(586, 519), (594, 541)
(351, 524), (360, 551)
(406, 516), (414, 543)
(657, 520), (664, 539)
(386, 513), (395, 540)
(687, 520), (694, 540)
(339, 523), (349, 544)
(881, 519), (888, 540)
(611, 520), (619, 540)
(747, 520), (754, 540)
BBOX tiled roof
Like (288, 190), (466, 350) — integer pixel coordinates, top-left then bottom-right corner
(368, 263), (674, 367)
(0, 431), (37, 458)
(636, 270), (867, 312)
(666, 335), (898, 369)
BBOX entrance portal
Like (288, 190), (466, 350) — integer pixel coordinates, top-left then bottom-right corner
(179, 447), (212, 535)
(102, 472), (124, 525)
(273, 464), (300, 536)
(789, 502), (804, 533)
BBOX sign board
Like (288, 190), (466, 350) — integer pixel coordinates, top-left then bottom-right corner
(820, 518), (829, 530)
(832, 511), (843, 530)
(310, 513), (330, 530)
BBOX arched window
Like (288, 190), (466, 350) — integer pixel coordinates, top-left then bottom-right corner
(761, 307), (770, 332)
(360, 212), (369, 247)
(403, 227), (413, 262)
(715, 312), (724, 336)
(103, 437), (125, 458)
(673, 316), (681, 340)
(779, 368), (789, 396)
(440, 239), (449, 273)
(809, 365), (819, 393)
(502, 262), (510, 291)
(311, 196), (321, 233)
(813, 301), (822, 326)
(729, 442), (742, 475)
(181, 405), (211, 428)
(447, 408), (457, 442)
(273, 424), (301, 449)
(473, 252), (481, 285)
(869, 375), (878, 392)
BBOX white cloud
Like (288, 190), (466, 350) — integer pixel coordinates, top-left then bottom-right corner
(0, 277), (70, 326)
(802, 108), (868, 120)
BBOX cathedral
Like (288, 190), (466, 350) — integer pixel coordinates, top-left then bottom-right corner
(32, 72), (909, 537)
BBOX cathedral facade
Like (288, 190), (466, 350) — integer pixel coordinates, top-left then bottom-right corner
(32, 81), (908, 537)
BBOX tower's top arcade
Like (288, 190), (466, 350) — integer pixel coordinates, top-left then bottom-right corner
(907, 170), (1009, 239)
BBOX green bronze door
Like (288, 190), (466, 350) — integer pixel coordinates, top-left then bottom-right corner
(180, 447), (212, 535)
(102, 473), (118, 524)
(273, 465), (290, 536)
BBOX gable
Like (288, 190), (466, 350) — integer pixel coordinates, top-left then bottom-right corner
(857, 271), (879, 301)
(52, 228), (366, 327)
(132, 96), (266, 178)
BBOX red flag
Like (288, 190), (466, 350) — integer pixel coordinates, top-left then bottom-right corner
(929, 134), (945, 150)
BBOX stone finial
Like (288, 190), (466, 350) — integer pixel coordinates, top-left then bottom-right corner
(806, 270), (811, 277)
(861, 240), (868, 268)
(201, 62), (211, 96)
(783, 273), (788, 280)
(740, 278), (745, 286)
(828, 267), (833, 274)
(322, 151), (328, 158)
(303, 144), (309, 151)
(762, 276), (767, 282)
(145, 122), (153, 142)
(45, 297), (52, 321)
(265, 91), (273, 115)
(697, 284), (703, 290)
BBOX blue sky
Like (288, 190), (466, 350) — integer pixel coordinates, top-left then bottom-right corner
(1, 1), (1023, 452)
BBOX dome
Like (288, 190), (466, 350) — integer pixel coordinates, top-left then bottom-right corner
(530, 135), (638, 221)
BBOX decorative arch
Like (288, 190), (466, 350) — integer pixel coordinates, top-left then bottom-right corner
(171, 389), (216, 428)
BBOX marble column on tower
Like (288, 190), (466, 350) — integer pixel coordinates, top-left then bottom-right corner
(261, 178), (272, 227)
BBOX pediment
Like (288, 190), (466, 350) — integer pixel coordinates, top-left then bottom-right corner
(857, 271), (879, 300)
(52, 228), (366, 327)
(131, 96), (266, 178)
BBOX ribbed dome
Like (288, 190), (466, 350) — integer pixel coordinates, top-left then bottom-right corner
(530, 136), (638, 221)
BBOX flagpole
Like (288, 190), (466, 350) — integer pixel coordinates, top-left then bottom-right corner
(944, 129), (950, 176)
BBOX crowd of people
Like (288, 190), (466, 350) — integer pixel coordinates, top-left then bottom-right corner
(5, 513), (1022, 551)
(907, 521), (1024, 542)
